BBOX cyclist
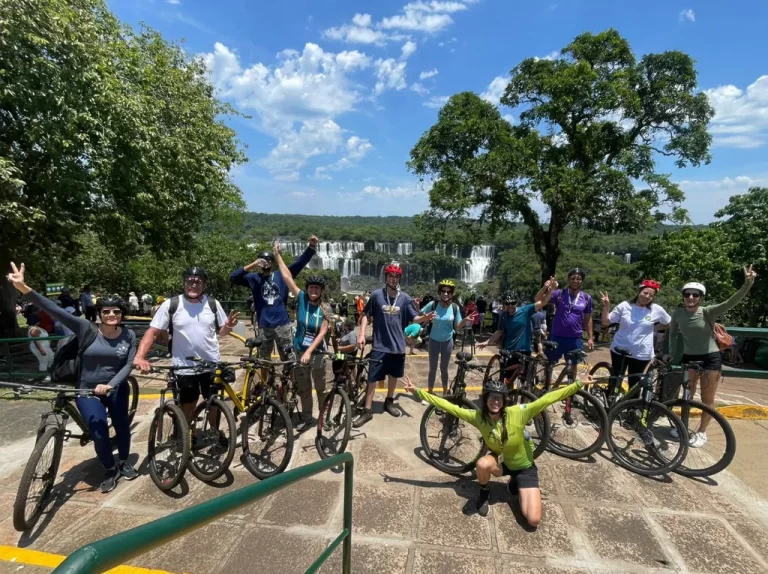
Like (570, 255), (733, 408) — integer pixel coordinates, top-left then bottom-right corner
(404, 374), (589, 524)
(274, 243), (331, 432)
(355, 294), (365, 325)
(134, 267), (239, 424)
(230, 236), (317, 361)
(404, 322), (422, 355)
(476, 295), (488, 334)
(478, 281), (556, 370)
(336, 318), (358, 355)
(600, 280), (670, 387)
(354, 264), (432, 427)
(668, 266), (757, 447)
(420, 279), (476, 395)
(538, 268), (594, 365)
(7, 263), (138, 494)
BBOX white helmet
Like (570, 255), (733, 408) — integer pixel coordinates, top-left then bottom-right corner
(682, 282), (706, 297)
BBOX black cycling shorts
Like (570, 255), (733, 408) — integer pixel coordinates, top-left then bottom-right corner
(176, 372), (214, 405)
(501, 463), (539, 490)
(682, 352), (722, 371)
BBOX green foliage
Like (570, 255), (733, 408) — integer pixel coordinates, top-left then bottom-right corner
(408, 29), (713, 281)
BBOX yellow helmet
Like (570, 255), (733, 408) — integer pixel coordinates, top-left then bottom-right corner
(156, 296), (166, 305)
(438, 279), (456, 291)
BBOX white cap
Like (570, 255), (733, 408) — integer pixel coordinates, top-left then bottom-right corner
(682, 282), (706, 296)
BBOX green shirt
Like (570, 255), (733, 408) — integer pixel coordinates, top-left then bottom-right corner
(669, 281), (753, 357)
(415, 381), (583, 471)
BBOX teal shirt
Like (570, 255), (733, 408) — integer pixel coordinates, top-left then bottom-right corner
(501, 304), (537, 352)
(404, 323), (421, 338)
(293, 291), (324, 351)
(421, 301), (462, 342)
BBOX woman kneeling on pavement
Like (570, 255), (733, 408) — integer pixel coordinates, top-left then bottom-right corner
(7, 263), (138, 493)
(274, 243), (331, 432)
(404, 374), (589, 526)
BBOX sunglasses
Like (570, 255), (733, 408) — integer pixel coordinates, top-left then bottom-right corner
(487, 393), (504, 402)
(504, 302), (517, 307)
(184, 278), (204, 285)
(683, 292), (701, 299)
(101, 309), (122, 316)
(439, 290), (452, 295)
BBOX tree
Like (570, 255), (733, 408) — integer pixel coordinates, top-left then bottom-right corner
(0, 0), (246, 334)
(408, 29), (713, 282)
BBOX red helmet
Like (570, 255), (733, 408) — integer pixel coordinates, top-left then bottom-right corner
(639, 279), (660, 291)
(384, 264), (403, 277)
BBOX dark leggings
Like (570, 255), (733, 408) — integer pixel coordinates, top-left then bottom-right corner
(610, 350), (649, 392)
(75, 382), (130, 470)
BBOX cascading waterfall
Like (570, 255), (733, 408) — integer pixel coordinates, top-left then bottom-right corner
(461, 245), (494, 285)
(397, 243), (413, 256)
(374, 242), (392, 253)
(279, 240), (364, 278)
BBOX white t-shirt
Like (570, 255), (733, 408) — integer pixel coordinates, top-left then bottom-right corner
(150, 296), (228, 367)
(609, 302), (671, 361)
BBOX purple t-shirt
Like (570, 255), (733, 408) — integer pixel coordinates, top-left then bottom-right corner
(550, 289), (593, 339)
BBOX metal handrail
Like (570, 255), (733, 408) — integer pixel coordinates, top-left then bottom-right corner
(53, 452), (354, 574)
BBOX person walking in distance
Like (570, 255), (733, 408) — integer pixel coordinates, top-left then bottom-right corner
(80, 285), (96, 322)
(230, 236), (317, 362)
(355, 294), (365, 325)
(476, 295), (488, 334)
(668, 266), (757, 447)
(353, 264), (432, 428)
(134, 267), (239, 423)
(339, 294), (350, 318)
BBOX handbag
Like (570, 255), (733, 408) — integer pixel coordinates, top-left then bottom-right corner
(706, 315), (733, 351)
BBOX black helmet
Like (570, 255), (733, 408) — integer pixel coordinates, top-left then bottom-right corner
(501, 291), (519, 305)
(482, 379), (508, 396)
(568, 267), (586, 280)
(306, 275), (327, 289)
(96, 295), (127, 316)
(183, 266), (208, 282)
(259, 251), (275, 262)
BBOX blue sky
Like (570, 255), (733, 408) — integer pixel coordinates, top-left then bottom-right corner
(110, 0), (768, 223)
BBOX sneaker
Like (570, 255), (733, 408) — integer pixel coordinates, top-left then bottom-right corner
(100, 469), (118, 494)
(421, 399), (429, 406)
(118, 461), (138, 481)
(384, 397), (401, 418)
(690, 432), (708, 448)
(296, 416), (315, 433)
(476, 486), (490, 517)
(352, 409), (373, 429)
(669, 428), (680, 439)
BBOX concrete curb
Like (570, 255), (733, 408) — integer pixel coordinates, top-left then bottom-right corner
(0, 544), (173, 573)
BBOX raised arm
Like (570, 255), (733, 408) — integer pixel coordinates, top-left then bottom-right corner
(704, 266), (757, 320)
(287, 236), (318, 277)
(273, 241), (301, 297)
(519, 380), (583, 423)
(406, 383), (482, 426)
(534, 277), (557, 311)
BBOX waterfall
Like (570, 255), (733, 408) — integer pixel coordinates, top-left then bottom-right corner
(461, 245), (494, 285)
(397, 242), (413, 256)
(374, 242), (392, 253)
(279, 240), (364, 278)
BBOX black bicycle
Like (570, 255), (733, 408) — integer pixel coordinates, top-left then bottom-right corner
(419, 351), (487, 475)
(2, 378), (139, 532)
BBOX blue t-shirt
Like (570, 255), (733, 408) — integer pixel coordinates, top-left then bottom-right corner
(531, 310), (545, 333)
(364, 288), (419, 355)
(293, 291), (325, 351)
(404, 323), (421, 338)
(421, 301), (462, 342)
(501, 304), (537, 352)
(229, 247), (315, 328)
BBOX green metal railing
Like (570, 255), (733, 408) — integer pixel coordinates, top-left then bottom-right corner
(53, 452), (354, 574)
(1, 336), (65, 380)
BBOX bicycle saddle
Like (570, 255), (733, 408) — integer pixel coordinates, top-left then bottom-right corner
(244, 338), (262, 349)
(613, 346), (632, 357)
(542, 340), (559, 350)
(455, 352), (473, 362)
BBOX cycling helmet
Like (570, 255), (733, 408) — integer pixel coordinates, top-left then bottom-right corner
(438, 279), (456, 291)
(183, 267), (208, 282)
(639, 279), (661, 292)
(384, 264), (403, 277)
(96, 295), (127, 316)
(258, 251), (275, 262)
(682, 282), (706, 297)
(305, 275), (327, 289)
(501, 291), (519, 305)
(568, 267), (586, 280)
(482, 379), (509, 396)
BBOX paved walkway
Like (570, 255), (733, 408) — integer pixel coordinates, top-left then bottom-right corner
(0, 336), (767, 573)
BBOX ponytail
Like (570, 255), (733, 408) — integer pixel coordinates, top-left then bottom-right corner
(499, 409), (509, 446)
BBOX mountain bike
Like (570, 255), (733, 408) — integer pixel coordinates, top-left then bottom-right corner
(587, 347), (646, 410)
(419, 351), (487, 475)
(0, 379), (137, 532)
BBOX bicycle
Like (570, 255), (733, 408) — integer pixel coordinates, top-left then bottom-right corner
(419, 351), (487, 475)
(1, 378), (139, 532)
(645, 357), (736, 477)
(587, 347), (647, 410)
(603, 365), (689, 476)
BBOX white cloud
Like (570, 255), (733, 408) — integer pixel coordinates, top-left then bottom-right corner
(290, 191), (316, 198)
(503, 114), (515, 125)
(374, 58), (408, 94)
(411, 82), (430, 95)
(352, 13), (372, 27)
(534, 50), (560, 61)
(679, 8), (695, 22)
(405, 1), (470, 13)
(362, 185), (422, 198)
(705, 75), (768, 148)
(401, 40), (418, 60)
(381, 11), (453, 33)
(677, 175), (768, 222)
(424, 95), (449, 108)
(259, 119), (344, 181)
(314, 136), (374, 178)
(481, 75), (507, 105)
(324, 13), (388, 45)
(438, 37), (458, 47)
(420, 68), (439, 80)
(313, 167), (332, 180)
(166, 0), (181, 4)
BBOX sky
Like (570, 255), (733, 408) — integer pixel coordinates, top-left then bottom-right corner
(109, 0), (768, 223)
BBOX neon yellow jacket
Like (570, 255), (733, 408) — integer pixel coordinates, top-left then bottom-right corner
(415, 381), (583, 471)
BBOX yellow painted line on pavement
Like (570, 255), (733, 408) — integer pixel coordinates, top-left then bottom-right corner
(0, 545), (173, 573)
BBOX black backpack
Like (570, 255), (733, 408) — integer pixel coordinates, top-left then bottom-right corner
(50, 326), (98, 384)
(167, 295), (221, 354)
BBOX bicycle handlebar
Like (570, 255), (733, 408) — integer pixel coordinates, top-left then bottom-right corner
(0, 381), (105, 397)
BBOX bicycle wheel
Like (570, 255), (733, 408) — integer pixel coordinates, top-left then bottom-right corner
(13, 426), (62, 532)
(242, 397), (294, 479)
(665, 399), (736, 477)
(588, 362), (613, 407)
(188, 396), (237, 482)
(147, 402), (190, 491)
(546, 390), (607, 459)
(420, 396), (486, 475)
(508, 389), (550, 459)
(606, 399), (688, 476)
(484, 354), (502, 381)
(126, 376), (139, 425)
(315, 387), (352, 458)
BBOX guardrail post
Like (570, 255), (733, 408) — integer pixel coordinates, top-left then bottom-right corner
(4, 342), (12, 380)
(343, 456), (354, 574)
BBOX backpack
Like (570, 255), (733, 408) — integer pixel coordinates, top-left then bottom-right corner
(50, 326), (98, 385)
(167, 295), (221, 354)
